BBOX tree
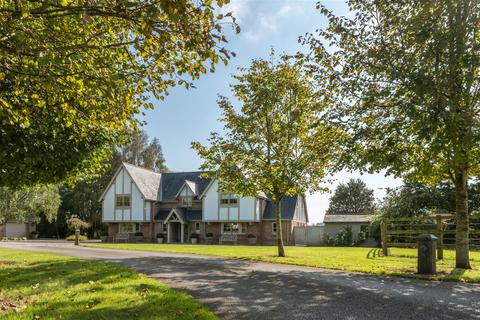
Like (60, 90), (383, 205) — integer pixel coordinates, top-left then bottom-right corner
(381, 180), (480, 217)
(326, 178), (375, 215)
(192, 55), (343, 257)
(120, 131), (168, 173)
(305, 0), (480, 268)
(0, 0), (238, 188)
(0, 185), (61, 223)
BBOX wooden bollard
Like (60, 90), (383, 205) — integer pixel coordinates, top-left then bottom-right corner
(74, 229), (80, 246)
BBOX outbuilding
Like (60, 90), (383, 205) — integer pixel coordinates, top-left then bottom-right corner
(323, 215), (371, 240)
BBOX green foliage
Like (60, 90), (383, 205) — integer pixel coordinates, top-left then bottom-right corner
(381, 180), (480, 217)
(304, 0), (480, 268)
(323, 227), (354, 246)
(192, 53), (344, 256)
(355, 230), (367, 245)
(66, 216), (90, 231)
(326, 178), (375, 215)
(119, 130), (169, 173)
(0, 0), (238, 188)
(134, 231), (143, 237)
(0, 237), (28, 241)
(0, 185), (61, 223)
(66, 234), (88, 241)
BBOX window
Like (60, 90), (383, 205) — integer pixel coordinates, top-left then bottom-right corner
(180, 196), (193, 207)
(195, 222), (201, 234)
(221, 222), (246, 234)
(119, 223), (139, 234)
(272, 222), (277, 233)
(220, 193), (238, 206)
(162, 223), (167, 233)
(115, 195), (131, 208)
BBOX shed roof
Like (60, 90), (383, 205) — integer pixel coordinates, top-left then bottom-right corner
(323, 215), (371, 223)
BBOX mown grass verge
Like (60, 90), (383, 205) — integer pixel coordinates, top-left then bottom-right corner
(0, 248), (216, 320)
(84, 243), (480, 282)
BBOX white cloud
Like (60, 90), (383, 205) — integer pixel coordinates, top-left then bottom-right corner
(242, 2), (306, 42)
(217, 0), (250, 23)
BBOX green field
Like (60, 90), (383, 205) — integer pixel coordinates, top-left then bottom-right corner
(0, 248), (216, 320)
(84, 243), (480, 282)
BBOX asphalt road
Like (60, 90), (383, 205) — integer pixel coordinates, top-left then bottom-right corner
(1, 241), (480, 320)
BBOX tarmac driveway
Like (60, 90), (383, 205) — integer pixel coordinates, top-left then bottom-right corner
(1, 241), (480, 320)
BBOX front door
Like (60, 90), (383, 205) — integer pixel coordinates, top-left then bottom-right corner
(171, 223), (181, 242)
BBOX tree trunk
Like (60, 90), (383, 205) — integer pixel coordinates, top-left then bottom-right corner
(275, 199), (285, 257)
(454, 168), (471, 269)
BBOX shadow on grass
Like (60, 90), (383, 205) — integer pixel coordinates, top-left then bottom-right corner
(366, 248), (381, 259)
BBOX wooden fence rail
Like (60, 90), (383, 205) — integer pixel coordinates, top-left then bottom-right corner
(381, 214), (457, 259)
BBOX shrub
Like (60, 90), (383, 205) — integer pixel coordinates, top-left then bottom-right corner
(190, 233), (199, 239)
(156, 233), (164, 238)
(247, 234), (256, 238)
(205, 232), (213, 238)
(134, 231), (143, 237)
(355, 230), (367, 245)
(323, 227), (353, 246)
(66, 234), (88, 241)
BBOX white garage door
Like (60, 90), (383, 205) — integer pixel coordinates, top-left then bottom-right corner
(6, 223), (27, 237)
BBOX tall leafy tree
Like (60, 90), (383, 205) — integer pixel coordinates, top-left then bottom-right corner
(326, 178), (375, 215)
(381, 180), (480, 217)
(120, 131), (168, 172)
(0, 185), (61, 223)
(192, 55), (343, 257)
(305, 0), (480, 268)
(0, 0), (238, 187)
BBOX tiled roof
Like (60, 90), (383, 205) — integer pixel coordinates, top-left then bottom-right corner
(123, 162), (161, 201)
(160, 172), (211, 201)
(323, 215), (371, 223)
(262, 196), (298, 220)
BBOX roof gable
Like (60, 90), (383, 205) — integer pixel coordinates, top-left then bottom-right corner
(123, 163), (161, 201)
(160, 172), (210, 201)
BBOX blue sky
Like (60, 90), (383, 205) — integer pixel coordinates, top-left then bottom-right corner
(141, 0), (403, 223)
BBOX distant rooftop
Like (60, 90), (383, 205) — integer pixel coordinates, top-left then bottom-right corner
(323, 215), (371, 223)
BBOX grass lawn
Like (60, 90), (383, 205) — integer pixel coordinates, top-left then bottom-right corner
(84, 243), (480, 282)
(0, 248), (216, 320)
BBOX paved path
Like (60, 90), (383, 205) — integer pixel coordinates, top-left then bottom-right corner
(1, 242), (480, 320)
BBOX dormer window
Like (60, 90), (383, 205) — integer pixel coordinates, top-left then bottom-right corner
(220, 193), (238, 206)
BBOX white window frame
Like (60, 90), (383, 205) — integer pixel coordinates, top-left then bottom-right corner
(119, 223), (139, 234)
(221, 222), (246, 234)
(162, 223), (167, 233)
(180, 196), (193, 207)
(219, 193), (239, 207)
(115, 194), (131, 209)
(272, 222), (277, 234)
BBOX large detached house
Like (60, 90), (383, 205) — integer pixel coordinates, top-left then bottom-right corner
(100, 162), (308, 245)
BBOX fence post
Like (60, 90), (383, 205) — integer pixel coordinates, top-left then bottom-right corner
(436, 215), (443, 260)
(381, 219), (388, 256)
